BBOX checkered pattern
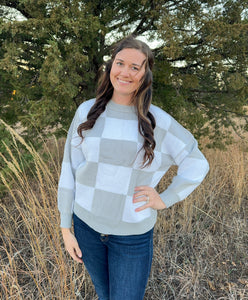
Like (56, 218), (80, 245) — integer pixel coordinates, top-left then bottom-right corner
(58, 99), (209, 235)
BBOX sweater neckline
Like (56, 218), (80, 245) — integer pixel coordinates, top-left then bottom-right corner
(107, 100), (136, 113)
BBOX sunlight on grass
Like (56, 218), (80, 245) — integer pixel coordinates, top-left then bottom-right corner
(0, 120), (247, 299)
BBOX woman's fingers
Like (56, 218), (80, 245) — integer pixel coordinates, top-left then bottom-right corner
(133, 185), (150, 202)
(134, 185), (148, 192)
(68, 247), (83, 263)
(74, 244), (82, 260)
(133, 186), (166, 211)
(68, 241), (83, 263)
(133, 192), (148, 202)
(135, 202), (150, 212)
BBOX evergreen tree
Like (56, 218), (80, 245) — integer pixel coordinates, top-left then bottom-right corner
(0, 0), (247, 146)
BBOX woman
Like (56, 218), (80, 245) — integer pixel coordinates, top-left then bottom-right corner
(58, 36), (209, 300)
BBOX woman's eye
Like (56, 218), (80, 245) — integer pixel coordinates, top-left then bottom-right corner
(116, 62), (123, 66)
(132, 66), (139, 71)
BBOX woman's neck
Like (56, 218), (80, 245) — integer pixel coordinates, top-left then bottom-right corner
(111, 93), (134, 106)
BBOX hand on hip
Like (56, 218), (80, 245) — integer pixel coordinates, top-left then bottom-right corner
(133, 186), (166, 212)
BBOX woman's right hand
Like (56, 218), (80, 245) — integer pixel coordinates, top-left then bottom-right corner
(61, 228), (83, 263)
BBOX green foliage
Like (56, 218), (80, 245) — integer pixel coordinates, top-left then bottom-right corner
(0, 0), (247, 148)
(153, 1), (248, 146)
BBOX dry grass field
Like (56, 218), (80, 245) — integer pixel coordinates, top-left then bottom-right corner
(0, 122), (247, 299)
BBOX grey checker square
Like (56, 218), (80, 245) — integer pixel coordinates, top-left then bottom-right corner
(154, 126), (167, 152)
(76, 162), (98, 187)
(91, 189), (126, 225)
(99, 138), (138, 167)
(158, 152), (175, 171)
(182, 139), (197, 156)
(127, 169), (154, 196)
(168, 119), (192, 144)
(189, 147), (206, 160)
(58, 187), (74, 212)
(84, 115), (105, 138)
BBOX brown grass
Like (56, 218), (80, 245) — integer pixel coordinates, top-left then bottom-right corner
(0, 121), (247, 300)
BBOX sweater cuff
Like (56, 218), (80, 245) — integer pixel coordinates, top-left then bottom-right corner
(60, 213), (73, 228)
(160, 189), (181, 208)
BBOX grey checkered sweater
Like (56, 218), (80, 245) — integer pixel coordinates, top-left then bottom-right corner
(58, 99), (209, 235)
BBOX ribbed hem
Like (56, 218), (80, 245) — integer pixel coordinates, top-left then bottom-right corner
(73, 202), (157, 235)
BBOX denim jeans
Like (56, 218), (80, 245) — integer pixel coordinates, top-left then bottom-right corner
(73, 213), (153, 300)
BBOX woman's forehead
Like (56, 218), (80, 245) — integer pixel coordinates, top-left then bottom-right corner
(115, 48), (146, 65)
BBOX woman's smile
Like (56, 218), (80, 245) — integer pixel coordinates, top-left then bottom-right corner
(117, 78), (132, 84)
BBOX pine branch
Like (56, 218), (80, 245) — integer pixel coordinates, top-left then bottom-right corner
(202, 101), (248, 119)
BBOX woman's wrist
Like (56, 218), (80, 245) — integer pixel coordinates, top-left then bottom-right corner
(61, 227), (71, 236)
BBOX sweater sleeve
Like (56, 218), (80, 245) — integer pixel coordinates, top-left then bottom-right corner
(159, 118), (209, 208)
(57, 107), (85, 228)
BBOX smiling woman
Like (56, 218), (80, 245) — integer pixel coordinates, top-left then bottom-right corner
(57, 36), (209, 300)
(110, 48), (146, 105)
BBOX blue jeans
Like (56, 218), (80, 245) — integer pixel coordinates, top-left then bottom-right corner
(73, 214), (153, 300)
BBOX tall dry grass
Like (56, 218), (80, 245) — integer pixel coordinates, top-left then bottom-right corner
(0, 120), (247, 300)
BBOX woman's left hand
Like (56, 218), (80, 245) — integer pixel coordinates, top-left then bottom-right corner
(133, 186), (166, 212)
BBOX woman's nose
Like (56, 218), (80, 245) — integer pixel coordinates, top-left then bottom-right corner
(120, 66), (130, 77)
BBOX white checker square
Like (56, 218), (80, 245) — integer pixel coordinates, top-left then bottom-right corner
(143, 151), (162, 172)
(161, 132), (186, 157)
(81, 137), (101, 162)
(71, 148), (85, 170)
(122, 196), (151, 223)
(133, 146), (162, 172)
(151, 106), (171, 130)
(102, 118), (138, 141)
(75, 183), (95, 212)
(178, 157), (203, 178)
(59, 162), (75, 189)
(95, 163), (132, 194)
(71, 134), (82, 147)
(150, 170), (168, 188)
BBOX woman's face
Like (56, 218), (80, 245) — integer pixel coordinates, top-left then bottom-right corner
(110, 48), (146, 103)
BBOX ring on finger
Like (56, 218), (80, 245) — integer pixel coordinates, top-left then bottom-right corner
(146, 195), (149, 203)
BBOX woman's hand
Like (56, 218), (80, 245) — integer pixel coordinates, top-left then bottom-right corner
(61, 228), (83, 263)
(133, 186), (166, 212)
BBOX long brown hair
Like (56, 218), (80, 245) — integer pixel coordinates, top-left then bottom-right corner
(77, 36), (156, 167)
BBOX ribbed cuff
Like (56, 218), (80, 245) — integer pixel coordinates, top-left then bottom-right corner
(60, 213), (73, 228)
